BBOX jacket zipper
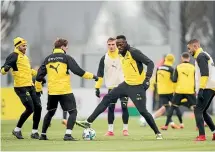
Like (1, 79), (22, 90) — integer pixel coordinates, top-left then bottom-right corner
(130, 63), (136, 72)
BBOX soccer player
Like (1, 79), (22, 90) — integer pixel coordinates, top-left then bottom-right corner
(77, 35), (163, 139)
(187, 39), (215, 141)
(95, 37), (129, 136)
(140, 54), (182, 129)
(161, 52), (196, 130)
(1, 37), (42, 139)
(35, 38), (98, 141)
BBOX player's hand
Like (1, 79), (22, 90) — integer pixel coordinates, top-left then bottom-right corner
(197, 89), (204, 101)
(95, 88), (100, 98)
(4, 65), (11, 72)
(142, 77), (150, 90)
(36, 91), (43, 97)
(93, 75), (99, 81)
(41, 78), (46, 85)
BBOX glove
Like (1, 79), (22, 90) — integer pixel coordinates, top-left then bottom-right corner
(142, 77), (150, 91)
(95, 88), (100, 98)
(4, 65), (11, 72)
(35, 81), (43, 97)
(36, 91), (43, 97)
(41, 78), (46, 85)
(197, 89), (204, 101)
(93, 75), (99, 81)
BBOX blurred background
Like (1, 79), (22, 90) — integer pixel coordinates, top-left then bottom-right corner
(1, 1), (215, 119)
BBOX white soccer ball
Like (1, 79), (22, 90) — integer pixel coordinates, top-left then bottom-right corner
(82, 128), (96, 140)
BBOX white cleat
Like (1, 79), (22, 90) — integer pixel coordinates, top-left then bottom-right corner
(156, 133), (163, 140)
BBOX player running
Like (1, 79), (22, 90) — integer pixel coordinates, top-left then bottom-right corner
(1, 37), (42, 139)
(35, 38), (98, 141)
(187, 39), (215, 141)
(161, 52), (196, 130)
(95, 37), (129, 136)
(77, 35), (163, 139)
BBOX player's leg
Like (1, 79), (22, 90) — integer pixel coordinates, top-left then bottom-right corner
(39, 95), (59, 140)
(77, 82), (127, 128)
(128, 85), (162, 139)
(62, 111), (68, 126)
(120, 97), (129, 136)
(13, 87), (35, 139)
(60, 93), (78, 141)
(175, 106), (183, 128)
(30, 86), (42, 139)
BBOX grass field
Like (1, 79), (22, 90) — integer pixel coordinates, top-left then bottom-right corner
(1, 116), (215, 151)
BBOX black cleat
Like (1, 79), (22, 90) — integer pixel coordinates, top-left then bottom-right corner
(39, 134), (48, 140)
(63, 134), (78, 141)
(12, 130), (24, 139)
(31, 132), (40, 139)
(76, 121), (91, 129)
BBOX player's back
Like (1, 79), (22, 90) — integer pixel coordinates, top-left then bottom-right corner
(175, 62), (195, 94)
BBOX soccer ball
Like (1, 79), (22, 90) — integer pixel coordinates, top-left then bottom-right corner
(82, 128), (96, 140)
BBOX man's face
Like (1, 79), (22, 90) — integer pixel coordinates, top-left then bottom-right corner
(107, 40), (116, 52)
(187, 43), (198, 56)
(18, 44), (27, 54)
(116, 39), (126, 52)
(61, 45), (68, 52)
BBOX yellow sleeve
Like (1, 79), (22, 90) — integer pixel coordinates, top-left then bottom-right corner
(200, 76), (209, 89)
(35, 81), (42, 92)
(95, 77), (103, 89)
(82, 72), (94, 79)
(149, 77), (155, 91)
(31, 69), (37, 77)
(1, 68), (7, 75)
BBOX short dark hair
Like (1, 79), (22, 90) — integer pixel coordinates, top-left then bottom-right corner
(181, 52), (190, 59)
(54, 38), (68, 48)
(107, 37), (116, 42)
(187, 39), (199, 44)
(116, 35), (126, 40)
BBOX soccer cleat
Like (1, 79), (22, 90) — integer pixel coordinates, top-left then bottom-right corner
(39, 134), (48, 140)
(170, 123), (180, 129)
(156, 133), (163, 140)
(212, 133), (215, 141)
(105, 131), (114, 136)
(62, 119), (67, 127)
(179, 124), (184, 129)
(195, 135), (206, 141)
(76, 120), (91, 129)
(161, 126), (168, 130)
(123, 130), (129, 136)
(31, 132), (40, 139)
(12, 130), (24, 139)
(63, 134), (78, 141)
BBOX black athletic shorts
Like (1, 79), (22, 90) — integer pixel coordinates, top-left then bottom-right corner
(159, 94), (173, 106)
(172, 93), (196, 108)
(47, 93), (76, 111)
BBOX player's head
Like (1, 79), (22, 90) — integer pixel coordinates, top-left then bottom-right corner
(14, 37), (27, 54)
(164, 54), (175, 65)
(181, 52), (190, 62)
(107, 37), (116, 52)
(187, 39), (200, 56)
(54, 38), (68, 51)
(116, 35), (127, 53)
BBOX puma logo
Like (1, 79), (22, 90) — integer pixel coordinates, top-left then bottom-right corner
(112, 65), (117, 68)
(49, 64), (60, 73)
(182, 72), (188, 77)
(158, 73), (164, 77)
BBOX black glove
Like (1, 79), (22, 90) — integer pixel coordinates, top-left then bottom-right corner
(4, 65), (11, 72)
(36, 91), (43, 97)
(41, 78), (46, 85)
(142, 77), (150, 91)
(93, 75), (99, 81)
(198, 89), (204, 101)
(95, 88), (100, 98)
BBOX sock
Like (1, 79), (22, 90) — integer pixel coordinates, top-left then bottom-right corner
(108, 124), (113, 132)
(123, 124), (128, 131)
(14, 127), (21, 132)
(212, 130), (215, 134)
(152, 114), (156, 119)
(41, 133), (46, 135)
(65, 129), (72, 135)
(32, 129), (38, 134)
(170, 122), (175, 125)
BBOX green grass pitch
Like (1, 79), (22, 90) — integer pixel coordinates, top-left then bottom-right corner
(1, 117), (215, 151)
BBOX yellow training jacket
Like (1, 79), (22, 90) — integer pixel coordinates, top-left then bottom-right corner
(36, 49), (94, 95)
(1, 48), (36, 87)
(174, 62), (195, 94)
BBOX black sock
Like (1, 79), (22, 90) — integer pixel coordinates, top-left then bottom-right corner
(108, 104), (115, 124)
(175, 107), (183, 124)
(165, 106), (175, 126)
(67, 109), (77, 130)
(121, 102), (129, 124)
(63, 111), (67, 120)
(165, 106), (173, 123)
(42, 110), (56, 133)
(17, 109), (33, 128)
(32, 105), (42, 130)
